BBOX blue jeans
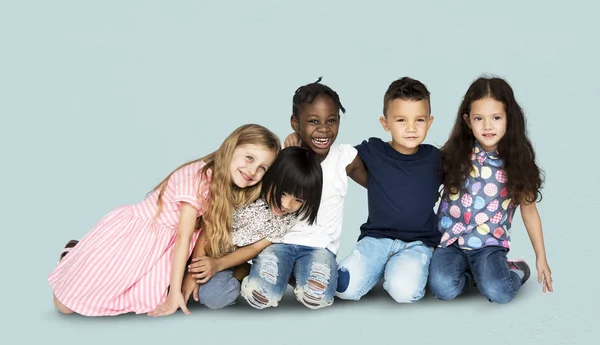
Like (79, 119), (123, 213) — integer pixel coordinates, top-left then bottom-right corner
(240, 243), (338, 310)
(196, 270), (240, 309)
(336, 237), (434, 303)
(428, 244), (522, 304)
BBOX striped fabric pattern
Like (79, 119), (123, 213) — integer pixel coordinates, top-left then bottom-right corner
(48, 161), (211, 316)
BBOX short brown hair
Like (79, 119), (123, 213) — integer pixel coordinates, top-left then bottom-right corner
(383, 77), (431, 116)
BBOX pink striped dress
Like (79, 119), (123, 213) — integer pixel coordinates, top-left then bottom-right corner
(48, 161), (212, 316)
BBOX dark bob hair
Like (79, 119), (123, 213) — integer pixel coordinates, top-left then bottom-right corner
(261, 146), (323, 224)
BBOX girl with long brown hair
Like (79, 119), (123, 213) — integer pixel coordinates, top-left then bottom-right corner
(429, 76), (553, 304)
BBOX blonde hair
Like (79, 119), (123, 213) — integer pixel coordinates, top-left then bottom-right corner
(151, 124), (281, 258)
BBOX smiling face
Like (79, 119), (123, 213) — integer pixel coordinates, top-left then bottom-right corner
(380, 98), (433, 155)
(229, 144), (277, 188)
(291, 95), (340, 160)
(464, 98), (507, 153)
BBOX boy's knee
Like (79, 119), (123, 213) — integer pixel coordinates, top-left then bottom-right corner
(384, 276), (427, 303)
(240, 276), (284, 309)
(336, 267), (350, 293)
(335, 267), (362, 301)
(335, 246), (369, 299)
(385, 283), (425, 303)
(294, 262), (336, 309)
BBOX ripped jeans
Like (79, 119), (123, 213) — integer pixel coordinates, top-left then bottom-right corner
(336, 237), (433, 303)
(240, 244), (338, 310)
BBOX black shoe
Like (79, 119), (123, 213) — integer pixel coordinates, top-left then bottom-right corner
(58, 240), (79, 262)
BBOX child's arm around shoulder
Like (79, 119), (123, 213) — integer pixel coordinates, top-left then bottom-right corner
(346, 155), (367, 188)
(520, 198), (553, 293)
(344, 138), (379, 189)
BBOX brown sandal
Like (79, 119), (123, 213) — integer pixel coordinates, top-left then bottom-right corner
(58, 240), (79, 263)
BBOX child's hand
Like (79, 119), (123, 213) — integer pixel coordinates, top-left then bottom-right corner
(536, 257), (553, 293)
(284, 133), (302, 148)
(182, 273), (199, 303)
(188, 256), (222, 284)
(148, 292), (190, 317)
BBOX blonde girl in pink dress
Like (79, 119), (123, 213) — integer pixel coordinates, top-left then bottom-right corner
(48, 124), (281, 317)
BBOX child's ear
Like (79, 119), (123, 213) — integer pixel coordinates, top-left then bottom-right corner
(379, 116), (390, 132)
(428, 115), (435, 129)
(291, 115), (299, 132)
(462, 114), (471, 128)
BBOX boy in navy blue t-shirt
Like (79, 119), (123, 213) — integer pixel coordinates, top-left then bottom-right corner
(336, 77), (443, 303)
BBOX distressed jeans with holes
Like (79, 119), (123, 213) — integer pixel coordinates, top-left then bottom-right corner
(240, 243), (338, 310)
(336, 237), (434, 303)
(428, 243), (522, 304)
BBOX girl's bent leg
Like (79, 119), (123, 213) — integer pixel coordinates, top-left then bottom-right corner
(53, 295), (74, 314)
(52, 240), (79, 314)
(198, 270), (240, 309)
(292, 246), (338, 310)
(428, 245), (470, 301)
(470, 246), (522, 304)
(240, 244), (295, 309)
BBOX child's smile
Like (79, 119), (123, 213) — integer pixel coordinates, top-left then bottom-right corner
(292, 95), (340, 160)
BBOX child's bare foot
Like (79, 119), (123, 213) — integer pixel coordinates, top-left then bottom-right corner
(58, 240), (79, 263)
(53, 295), (74, 314)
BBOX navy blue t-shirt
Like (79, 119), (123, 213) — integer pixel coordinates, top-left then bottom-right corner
(356, 137), (443, 247)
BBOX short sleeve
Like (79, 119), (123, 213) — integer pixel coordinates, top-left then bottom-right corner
(434, 147), (445, 183)
(354, 137), (381, 167)
(172, 162), (212, 213)
(337, 143), (358, 168)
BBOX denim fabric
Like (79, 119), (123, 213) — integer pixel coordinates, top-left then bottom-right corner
(336, 237), (433, 303)
(240, 243), (338, 309)
(428, 243), (522, 304)
(197, 269), (240, 309)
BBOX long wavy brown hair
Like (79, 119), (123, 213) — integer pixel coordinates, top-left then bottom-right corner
(441, 76), (544, 205)
(151, 124), (281, 258)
